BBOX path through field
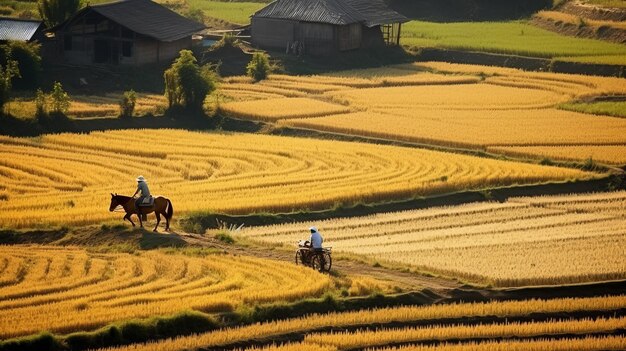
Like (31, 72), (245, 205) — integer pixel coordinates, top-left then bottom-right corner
(178, 232), (463, 294)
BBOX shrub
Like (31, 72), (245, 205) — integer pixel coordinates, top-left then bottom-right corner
(164, 50), (218, 111)
(119, 90), (136, 118)
(35, 88), (46, 117)
(0, 59), (19, 114)
(0, 41), (42, 90)
(185, 8), (205, 24)
(38, 0), (82, 27)
(49, 81), (70, 116)
(246, 52), (270, 82)
(215, 231), (235, 244)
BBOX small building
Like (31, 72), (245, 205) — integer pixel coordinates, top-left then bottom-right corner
(0, 18), (45, 42)
(251, 0), (408, 56)
(52, 0), (205, 65)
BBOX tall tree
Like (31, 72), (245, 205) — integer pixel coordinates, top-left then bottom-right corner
(38, 0), (82, 27)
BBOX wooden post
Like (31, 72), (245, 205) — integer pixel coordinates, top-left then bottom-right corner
(396, 22), (402, 46)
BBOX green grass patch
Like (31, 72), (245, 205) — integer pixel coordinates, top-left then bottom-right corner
(187, 0), (265, 25)
(559, 101), (626, 118)
(554, 55), (626, 66)
(402, 20), (626, 60)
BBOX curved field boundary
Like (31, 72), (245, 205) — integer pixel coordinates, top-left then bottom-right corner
(0, 246), (332, 339)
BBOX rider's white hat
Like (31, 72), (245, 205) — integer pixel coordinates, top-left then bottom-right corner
(309, 226), (318, 232)
(136, 175), (147, 182)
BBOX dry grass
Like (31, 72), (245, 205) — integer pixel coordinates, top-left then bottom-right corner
(0, 130), (591, 229)
(238, 191), (626, 286)
(0, 246), (332, 338)
(86, 295), (626, 351)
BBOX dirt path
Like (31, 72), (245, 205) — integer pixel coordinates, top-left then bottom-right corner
(179, 232), (462, 294)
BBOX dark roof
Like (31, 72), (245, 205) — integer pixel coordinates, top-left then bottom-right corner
(66, 0), (205, 42)
(252, 0), (407, 27)
(0, 18), (43, 41)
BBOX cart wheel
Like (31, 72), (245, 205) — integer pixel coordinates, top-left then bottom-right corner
(295, 250), (303, 265)
(323, 252), (332, 272)
(311, 254), (324, 272)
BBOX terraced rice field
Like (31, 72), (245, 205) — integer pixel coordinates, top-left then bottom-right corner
(0, 129), (591, 229)
(219, 62), (626, 165)
(79, 295), (626, 350)
(239, 191), (626, 286)
(0, 246), (331, 339)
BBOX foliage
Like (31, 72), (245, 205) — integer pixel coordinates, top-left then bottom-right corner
(247, 52), (270, 82)
(559, 100), (626, 119)
(214, 231), (235, 244)
(0, 41), (41, 90)
(164, 50), (217, 111)
(184, 8), (205, 24)
(49, 81), (70, 116)
(37, 0), (81, 27)
(34, 88), (46, 117)
(119, 90), (137, 119)
(0, 59), (19, 113)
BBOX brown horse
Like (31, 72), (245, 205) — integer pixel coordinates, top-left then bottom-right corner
(109, 193), (173, 232)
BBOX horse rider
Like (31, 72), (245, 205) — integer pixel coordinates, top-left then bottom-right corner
(133, 175), (151, 221)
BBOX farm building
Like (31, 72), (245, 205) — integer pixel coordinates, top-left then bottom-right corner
(251, 0), (408, 55)
(51, 0), (204, 65)
(0, 18), (44, 42)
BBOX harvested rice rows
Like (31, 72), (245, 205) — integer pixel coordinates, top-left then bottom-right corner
(0, 129), (590, 229)
(220, 62), (626, 164)
(0, 246), (332, 339)
(87, 295), (626, 351)
(239, 191), (626, 286)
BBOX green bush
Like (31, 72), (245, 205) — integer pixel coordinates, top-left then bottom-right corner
(164, 50), (218, 111)
(246, 52), (270, 82)
(38, 0), (82, 27)
(0, 41), (42, 90)
(0, 59), (18, 114)
(49, 81), (70, 116)
(35, 88), (46, 117)
(119, 90), (136, 118)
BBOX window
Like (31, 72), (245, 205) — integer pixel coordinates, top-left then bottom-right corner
(64, 35), (72, 50)
(122, 42), (133, 57)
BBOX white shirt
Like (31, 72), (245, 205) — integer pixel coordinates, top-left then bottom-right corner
(310, 231), (323, 249)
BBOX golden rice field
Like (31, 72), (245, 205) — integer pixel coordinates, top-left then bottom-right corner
(0, 129), (592, 229)
(239, 191), (626, 286)
(0, 245), (331, 339)
(5, 92), (167, 119)
(218, 62), (626, 164)
(81, 295), (626, 351)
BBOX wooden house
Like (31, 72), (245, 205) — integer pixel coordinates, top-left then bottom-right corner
(52, 0), (204, 65)
(251, 0), (408, 56)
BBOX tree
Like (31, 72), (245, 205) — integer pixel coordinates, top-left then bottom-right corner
(164, 50), (217, 110)
(49, 81), (70, 116)
(246, 52), (270, 82)
(0, 59), (19, 114)
(0, 41), (42, 90)
(119, 90), (137, 118)
(38, 0), (81, 27)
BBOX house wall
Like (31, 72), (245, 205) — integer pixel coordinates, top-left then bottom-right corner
(336, 23), (361, 51)
(253, 17), (365, 55)
(251, 17), (295, 50)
